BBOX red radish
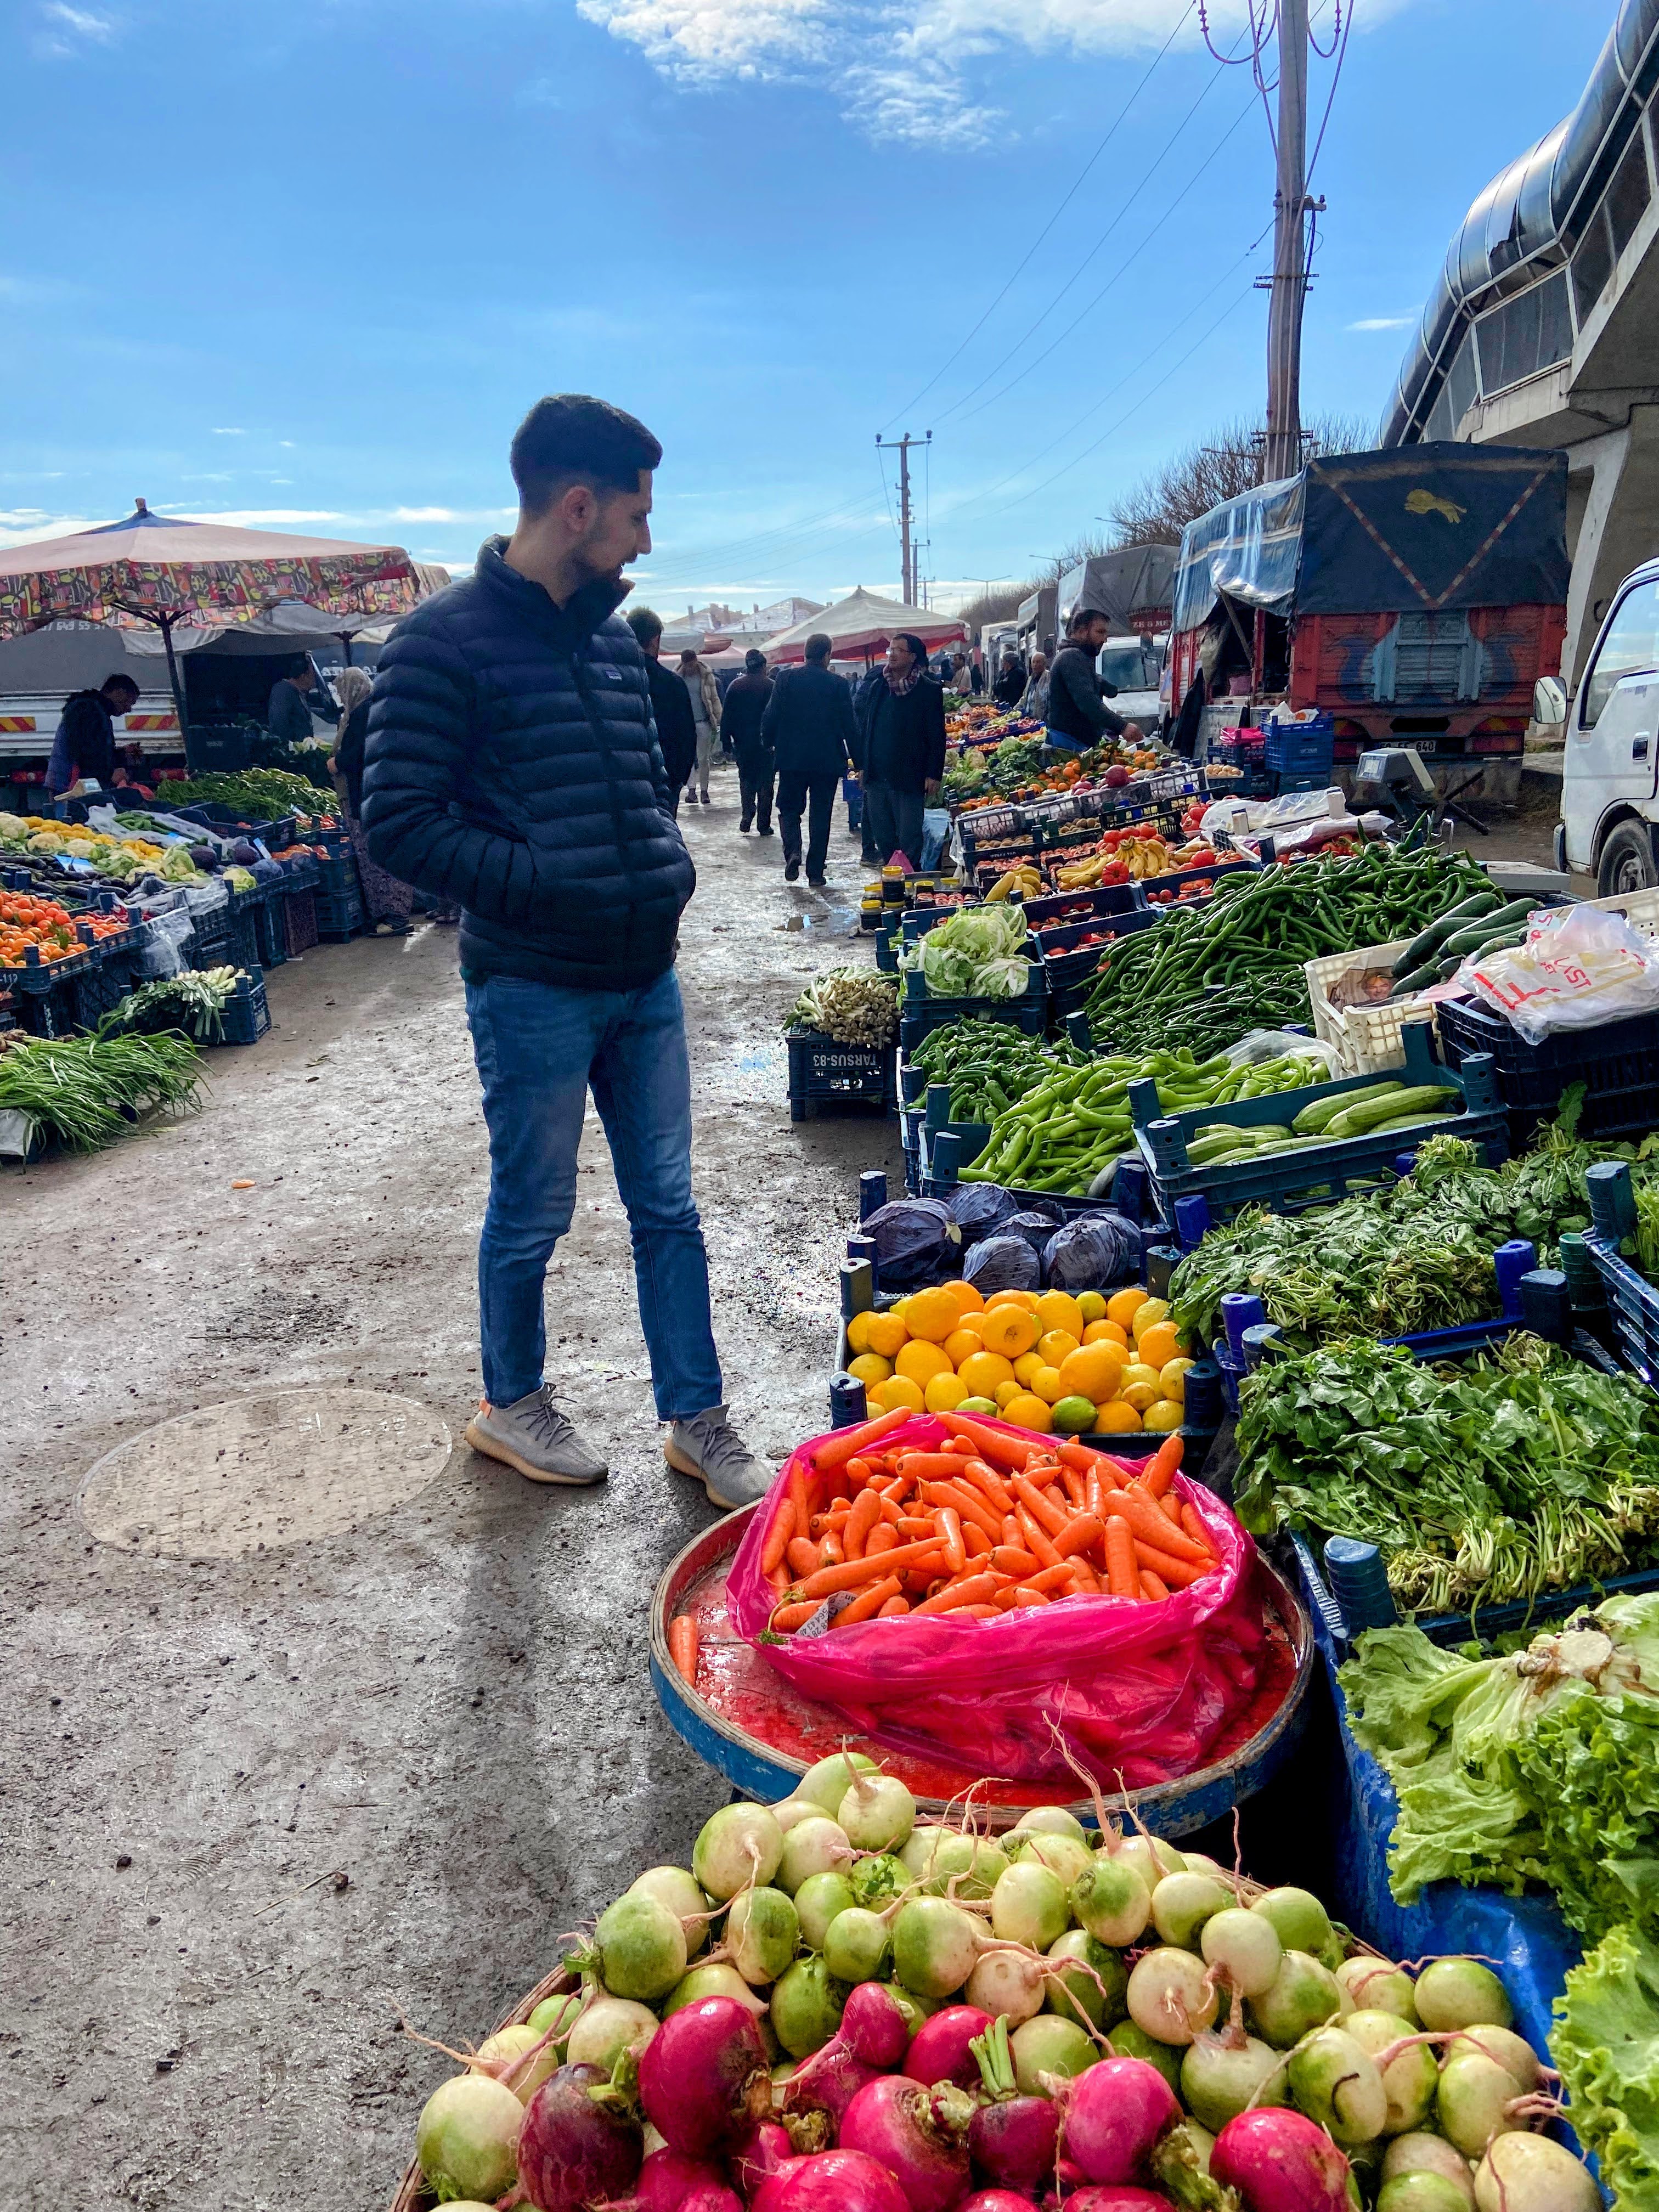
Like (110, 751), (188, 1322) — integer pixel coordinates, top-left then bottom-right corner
(751, 2148), (912, 2212)
(678, 2189), (743, 2212)
(1066, 2193), (1178, 2210)
(904, 2005), (994, 2090)
(1210, 2106), (1353, 2212)
(839, 2074), (972, 2212)
(1060, 2057), (1182, 2185)
(968, 2013), (1060, 2197)
(638, 1998), (771, 2159)
(838, 1981), (911, 2069)
(783, 2042), (878, 2127)
(517, 2063), (643, 2212)
(961, 2194), (1044, 2211)
(730, 2120), (793, 2199)
(633, 2147), (728, 2209)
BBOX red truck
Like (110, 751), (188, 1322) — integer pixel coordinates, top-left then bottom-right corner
(1168, 443), (1568, 771)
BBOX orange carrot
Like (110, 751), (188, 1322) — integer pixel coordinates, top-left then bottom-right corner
(836, 1574), (904, 1626)
(1016, 1505), (1063, 1570)
(785, 1538), (817, 1577)
(795, 1540), (948, 1599)
(879, 1470), (916, 1505)
(961, 1457), (1015, 1512)
(957, 1604), (1001, 1618)
(991, 1544), (1041, 1577)
(1013, 1587), (1051, 1608)
(1134, 1542), (1211, 1589)
(1085, 1468), (1107, 1520)
(936, 1506), (967, 1576)
(896, 1452), (969, 1481)
(1011, 1472), (1071, 1540)
(760, 1499), (795, 1576)
(787, 1460), (811, 1538)
(866, 1523), (899, 1557)
(771, 1600), (821, 1631)
(932, 1482), (1004, 1544)
(766, 1563), (790, 1596)
(1104, 1516), (1141, 1599)
(1054, 1511), (1105, 1559)
(669, 1615), (699, 1683)
(935, 1411), (1041, 1470)
(1058, 1462), (1087, 1509)
(844, 1488), (883, 1560)
(1022, 1561), (1082, 1594)
(946, 1436), (977, 1457)
(962, 1521), (993, 1559)
(1181, 1502), (1216, 1557)
(913, 1573), (1000, 1616)
(1160, 1492), (1183, 1527)
(1058, 1439), (1124, 1484)
(1140, 1431), (1184, 1498)
(1068, 1561), (1102, 1594)
(1114, 1486), (1210, 1561)
(899, 1513), (939, 1539)
(820, 1532), (845, 1567)
(876, 1493), (903, 1526)
(814, 1407), (911, 1470)
(877, 1594), (910, 1617)
(1139, 1569), (1171, 1601)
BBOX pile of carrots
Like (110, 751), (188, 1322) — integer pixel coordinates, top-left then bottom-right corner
(759, 1408), (1220, 1636)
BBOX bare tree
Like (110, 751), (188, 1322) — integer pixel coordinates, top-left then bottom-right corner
(1105, 411), (1374, 548)
(958, 582), (1029, 635)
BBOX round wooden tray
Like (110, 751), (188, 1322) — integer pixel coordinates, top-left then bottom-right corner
(649, 1503), (1313, 1833)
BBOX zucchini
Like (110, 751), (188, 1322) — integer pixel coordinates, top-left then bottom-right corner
(1386, 962), (1444, 1002)
(1393, 891), (1501, 977)
(1366, 1109), (1462, 1135)
(1437, 927), (1525, 979)
(1438, 899), (1538, 958)
(1293, 1082), (1402, 1134)
(1322, 1084), (1460, 1138)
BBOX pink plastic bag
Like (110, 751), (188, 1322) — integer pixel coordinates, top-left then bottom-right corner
(726, 1413), (1274, 1791)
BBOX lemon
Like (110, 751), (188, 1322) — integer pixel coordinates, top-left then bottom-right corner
(1130, 1297), (1171, 1342)
(847, 1352), (892, 1387)
(940, 1279), (985, 1316)
(873, 1374), (926, 1414)
(1036, 1328), (1081, 1367)
(1035, 1290), (1086, 1340)
(1077, 1291), (1107, 1323)
(1120, 1379), (1159, 1413)
(1141, 1398), (1184, 1432)
(1059, 1342), (1127, 1403)
(985, 1289), (1041, 1313)
(957, 1396), (999, 1415)
(864, 1312), (909, 1359)
(924, 1370), (970, 1413)
(980, 1307), (1040, 1359)
(1094, 1401), (1143, 1433)
(1120, 1361), (1161, 1396)
(1028, 1364), (1068, 1407)
(994, 1379), (1024, 1410)
(906, 1285), (964, 1345)
(845, 1310), (876, 1355)
(896, 1339), (952, 1386)
(958, 1349), (1015, 1398)
(1051, 1395), (1097, 1435)
(1002, 1391), (1053, 1434)
(1013, 1350), (1046, 1386)
(1136, 1322), (1182, 1371)
(1160, 1356), (1195, 1403)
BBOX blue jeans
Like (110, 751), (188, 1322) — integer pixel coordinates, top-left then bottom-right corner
(464, 967), (723, 1420)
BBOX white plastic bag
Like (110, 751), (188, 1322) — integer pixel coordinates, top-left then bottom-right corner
(1222, 1029), (1341, 1076)
(1459, 902), (1659, 1042)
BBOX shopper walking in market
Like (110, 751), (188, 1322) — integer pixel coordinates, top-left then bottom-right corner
(853, 630), (946, 872)
(760, 631), (856, 886)
(678, 646), (720, 805)
(719, 648), (775, 834)
(1046, 606), (1147, 754)
(362, 392), (769, 1508)
(328, 665), (414, 936)
(627, 607), (697, 815)
(1020, 649), (1049, 721)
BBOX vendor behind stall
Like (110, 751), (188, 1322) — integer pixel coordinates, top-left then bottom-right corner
(44, 672), (139, 794)
(1045, 608), (1146, 755)
(267, 656), (323, 749)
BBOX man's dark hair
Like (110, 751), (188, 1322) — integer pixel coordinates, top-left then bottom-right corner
(626, 606), (664, 648)
(283, 654), (311, 679)
(895, 632), (928, 669)
(804, 632), (833, 664)
(744, 648), (766, 674)
(101, 672), (139, 698)
(1068, 607), (1108, 636)
(510, 394), (663, 515)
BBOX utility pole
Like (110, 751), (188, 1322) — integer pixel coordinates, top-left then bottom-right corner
(877, 430), (930, 604)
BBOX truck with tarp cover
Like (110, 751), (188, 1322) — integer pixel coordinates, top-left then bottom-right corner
(1168, 442), (1569, 771)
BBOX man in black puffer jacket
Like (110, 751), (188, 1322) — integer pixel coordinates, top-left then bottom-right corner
(363, 393), (768, 1509)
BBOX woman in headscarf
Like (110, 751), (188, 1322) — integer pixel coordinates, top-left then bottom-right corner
(330, 665), (416, 935)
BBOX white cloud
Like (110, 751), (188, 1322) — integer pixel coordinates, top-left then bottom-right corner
(35, 2), (119, 55)
(1348, 316), (1413, 332)
(392, 505), (456, 522)
(177, 509), (345, 526)
(211, 426), (246, 436)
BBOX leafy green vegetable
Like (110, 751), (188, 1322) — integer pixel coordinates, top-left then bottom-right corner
(902, 903), (1032, 1000)
(1235, 1335), (1659, 1612)
(0, 1028), (205, 1150)
(1556, 1923), (1659, 2210)
(108, 966), (246, 1043)
(1517, 1684), (1659, 1945)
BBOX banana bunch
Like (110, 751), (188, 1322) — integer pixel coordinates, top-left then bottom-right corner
(986, 862), (1043, 902)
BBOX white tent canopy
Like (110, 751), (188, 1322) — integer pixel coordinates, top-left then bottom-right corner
(759, 586), (967, 666)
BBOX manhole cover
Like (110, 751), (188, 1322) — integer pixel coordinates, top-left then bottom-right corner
(79, 1389), (453, 1559)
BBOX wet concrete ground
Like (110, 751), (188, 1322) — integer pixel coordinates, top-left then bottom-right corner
(2, 760), (901, 2209)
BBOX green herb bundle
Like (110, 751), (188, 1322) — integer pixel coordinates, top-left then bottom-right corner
(1236, 1334), (1659, 1613)
(785, 968), (898, 1047)
(0, 1029), (204, 1151)
(108, 966), (245, 1043)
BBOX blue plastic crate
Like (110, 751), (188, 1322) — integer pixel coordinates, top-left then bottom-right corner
(1036, 905), (1163, 999)
(1022, 880), (1149, 932)
(1585, 1161), (1659, 1387)
(215, 967), (270, 1046)
(898, 962), (1048, 1053)
(786, 1028), (896, 1122)
(1263, 716), (1335, 777)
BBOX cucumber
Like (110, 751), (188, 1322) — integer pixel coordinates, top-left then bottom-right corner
(1367, 1109), (1462, 1135)
(1323, 1084), (1460, 1139)
(1386, 962), (1444, 1002)
(1393, 891), (1502, 977)
(1293, 1082), (1402, 1134)
(1438, 899), (1538, 958)
(1437, 927), (1525, 979)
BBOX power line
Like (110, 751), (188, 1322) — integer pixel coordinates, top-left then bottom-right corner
(878, 0), (1199, 432)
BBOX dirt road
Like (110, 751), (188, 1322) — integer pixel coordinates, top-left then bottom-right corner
(2, 767), (898, 2208)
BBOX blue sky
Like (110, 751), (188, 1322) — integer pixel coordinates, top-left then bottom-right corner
(0, 0), (1618, 612)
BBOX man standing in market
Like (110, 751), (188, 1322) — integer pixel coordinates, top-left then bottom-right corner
(760, 631), (855, 886)
(993, 651), (1026, 707)
(1046, 607), (1147, 755)
(268, 656), (323, 749)
(852, 630), (945, 871)
(362, 393), (769, 1509)
(627, 606), (698, 814)
(44, 670), (138, 793)
(719, 648), (775, 834)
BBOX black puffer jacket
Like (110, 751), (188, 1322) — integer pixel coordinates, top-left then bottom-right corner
(362, 542), (695, 990)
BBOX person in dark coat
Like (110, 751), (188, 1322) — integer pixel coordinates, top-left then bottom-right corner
(1046, 607), (1147, 754)
(626, 607), (697, 814)
(330, 664), (414, 933)
(362, 392), (767, 1510)
(993, 653), (1026, 707)
(760, 631), (855, 885)
(268, 657), (320, 748)
(851, 630), (946, 871)
(719, 649), (775, 834)
(44, 673), (138, 793)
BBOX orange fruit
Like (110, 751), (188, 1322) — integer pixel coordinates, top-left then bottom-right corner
(1102, 1321), (1131, 1349)
(939, 1279), (985, 1315)
(872, 1374), (926, 1414)
(1036, 1329), (1081, 1367)
(986, 1289), (1041, 1313)
(845, 1310), (877, 1355)
(1136, 1322), (1182, 1371)
(863, 1312), (909, 1359)
(906, 1285), (964, 1344)
(944, 1325), (985, 1367)
(1059, 1342), (1126, 1402)
(1081, 1319), (1115, 1345)
(958, 1348), (1015, 1398)
(848, 1352), (893, 1387)
(924, 1370), (970, 1413)
(1035, 1290), (1086, 1340)
(1012, 1350), (1045, 1385)
(1142, 1397), (1184, 1432)
(980, 1307), (1040, 1359)
(1094, 1401), (1143, 1434)
(1002, 1391), (1053, 1434)
(1107, 1288), (1149, 1329)
(896, 1339), (952, 1386)
(1028, 1365), (1068, 1406)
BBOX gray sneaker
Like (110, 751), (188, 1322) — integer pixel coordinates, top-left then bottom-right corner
(466, 1386), (608, 1486)
(664, 1404), (771, 1510)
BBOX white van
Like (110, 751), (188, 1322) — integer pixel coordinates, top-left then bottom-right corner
(1560, 556), (1659, 892)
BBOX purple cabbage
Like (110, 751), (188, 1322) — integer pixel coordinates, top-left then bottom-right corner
(963, 1234), (1041, 1294)
(862, 1199), (959, 1288)
(1042, 1211), (1142, 1291)
(943, 1182), (1021, 1248)
(1003, 1207), (1064, 1259)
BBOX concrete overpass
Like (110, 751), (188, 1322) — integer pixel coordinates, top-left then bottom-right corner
(1379, 0), (1659, 695)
